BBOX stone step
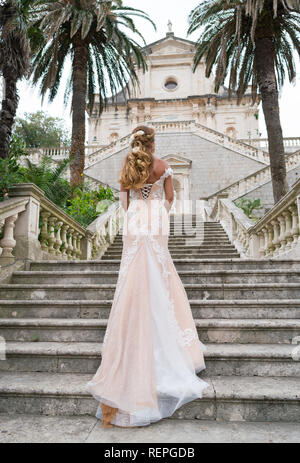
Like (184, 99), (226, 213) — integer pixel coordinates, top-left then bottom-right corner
(2, 283), (299, 300)
(2, 342), (299, 377)
(104, 248), (239, 256)
(108, 245), (237, 252)
(0, 371), (298, 421)
(29, 259), (300, 272)
(102, 253), (240, 260)
(1, 299), (300, 320)
(1, 318), (299, 344)
(3, 415), (300, 443)
(168, 233), (230, 238)
(168, 229), (226, 235)
(113, 239), (232, 245)
(11, 269), (300, 285)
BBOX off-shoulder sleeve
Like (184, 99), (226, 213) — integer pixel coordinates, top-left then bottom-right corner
(163, 167), (173, 180)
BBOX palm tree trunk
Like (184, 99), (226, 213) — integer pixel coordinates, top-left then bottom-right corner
(254, 36), (288, 204)
(70, 34), (88, 188)
(0, 74), (19, 159)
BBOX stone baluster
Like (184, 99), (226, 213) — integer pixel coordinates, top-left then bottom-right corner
(283, 210), (293, 251)
(54, 221), (63, 256)
(0, 214), (18, 262)
(61, 224), (69, 258)
(40, 211), (51, 252)
(289, 204), (299, 247)
(271, 219), (281, 256)
(261, 227), (269, 257)
(257, 231), (265, 258)
(67, 228), (74, 260)
(0, 219), (5, 257)
(72, 232), (79, 259)
(266, 225), (275, 256)
(77, 234), (83, 259)
(277, 215), (287, 255)
(48, 216), (57, 255)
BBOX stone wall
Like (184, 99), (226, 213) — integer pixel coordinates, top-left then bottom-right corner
(84, 132), (265, 200)
(238, 166), (300, 214)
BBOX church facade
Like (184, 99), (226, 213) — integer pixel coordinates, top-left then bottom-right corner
(87, 28), (260, 147)
(85, 27), (272, 213)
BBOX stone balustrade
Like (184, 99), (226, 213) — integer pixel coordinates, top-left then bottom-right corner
(84, 173), (120, 196)
(85, 134), (132, 168)
(238, 137), (300, 153)
(87, 202), (124, 259)
(206, 149), (300, 208)
(193, 122), (269, 165)
(0, 183), (123, 267)
(205, 178), (300, 259)
(148, 120), (195, 133)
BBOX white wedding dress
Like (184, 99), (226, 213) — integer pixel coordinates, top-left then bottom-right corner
(87, 167), (208, 427)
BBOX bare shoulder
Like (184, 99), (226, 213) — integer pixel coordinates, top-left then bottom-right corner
(153, 157), (169, 176)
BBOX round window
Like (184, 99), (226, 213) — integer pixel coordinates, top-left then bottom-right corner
(165, 78), (178, 91)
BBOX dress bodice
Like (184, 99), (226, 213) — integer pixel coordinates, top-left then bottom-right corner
(130, 167), (173, 201)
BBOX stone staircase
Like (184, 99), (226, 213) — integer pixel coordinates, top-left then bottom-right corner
(0, 220), (299, 422)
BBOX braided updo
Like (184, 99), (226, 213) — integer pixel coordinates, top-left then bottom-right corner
(119, 125), (155, 190)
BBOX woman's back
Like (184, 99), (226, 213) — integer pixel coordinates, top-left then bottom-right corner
(145, 157), (169, 184)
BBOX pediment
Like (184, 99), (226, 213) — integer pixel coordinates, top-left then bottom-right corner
(161, 154), (192, 167)
(147, 37), (195, 57)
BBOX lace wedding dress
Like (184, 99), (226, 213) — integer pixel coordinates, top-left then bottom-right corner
(87, 167), (209, 427)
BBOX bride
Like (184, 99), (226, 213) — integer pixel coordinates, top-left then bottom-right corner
(87, 125), (208, 428)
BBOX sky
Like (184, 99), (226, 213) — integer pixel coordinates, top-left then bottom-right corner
(17, 0), (300, 138)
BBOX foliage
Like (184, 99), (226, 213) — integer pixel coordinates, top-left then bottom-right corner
(0, 154), (23, 201)
(188, 0), (300, 102)
(21, 155), (72, 208)
(66, 183), (116, 227)
(13, 111), (71, 148)
(234, 197), (263, 221)
(31, 0), (155, 113)
(8, 133), (28, 158)
(0, 0), (45, 160)
(0, 148), (115, 226)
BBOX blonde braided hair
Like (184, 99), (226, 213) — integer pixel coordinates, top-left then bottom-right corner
(119, 125), (155, 190)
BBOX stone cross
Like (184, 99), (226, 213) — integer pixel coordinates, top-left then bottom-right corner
(167, 20), (173, 33)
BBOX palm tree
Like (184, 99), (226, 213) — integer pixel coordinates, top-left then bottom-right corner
(188, 0), (300, 203)
(31, 0), (155, 187)
(0, 0), (32, 159)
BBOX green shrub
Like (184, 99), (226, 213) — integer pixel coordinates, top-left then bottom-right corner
(66, 185), (116, 227)
(0, 156), (23, 201)
(234, 198), (263, 222)
(21, 156), (71, 209)
(0, 135), (28, 201)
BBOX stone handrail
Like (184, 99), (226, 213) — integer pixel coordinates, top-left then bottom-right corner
(87, 201), (124, 259)
(238, 137), (300, 152)
(193, 122), (269, 165)
(86, 134), (132, 168)
(205, 178), (300, 259)
(84, 172), (120, 195)
(26, 144), (106, 159)
(0, 183), (123, 266)
(205, 149), (300, 207)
